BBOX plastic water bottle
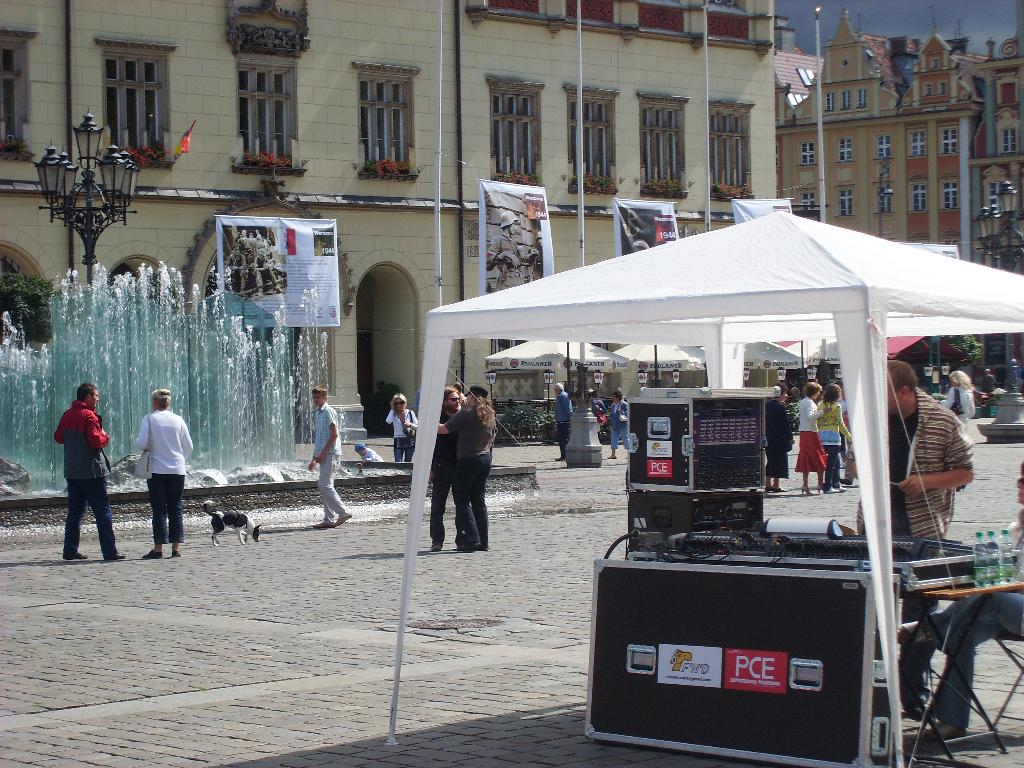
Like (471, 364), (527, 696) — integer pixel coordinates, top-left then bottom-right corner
(986, 530), (1001, 585)
(997, 529), (1015, 584)
(974, 531), (990, 586)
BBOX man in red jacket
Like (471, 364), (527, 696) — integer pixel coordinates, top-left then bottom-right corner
(54, 383), (123, 561)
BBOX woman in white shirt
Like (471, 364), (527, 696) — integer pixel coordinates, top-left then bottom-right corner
(136, 389), (194, 559)
(941, 370), (976, 426)
(385, 393), (418, 462)
(795, 381), (826, 495)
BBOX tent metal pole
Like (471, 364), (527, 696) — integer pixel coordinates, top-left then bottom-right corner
(433, 0), (444, 307)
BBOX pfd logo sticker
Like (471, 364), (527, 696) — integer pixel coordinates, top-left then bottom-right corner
(656, 644), (722, 688)
(647, 440), (672, 457)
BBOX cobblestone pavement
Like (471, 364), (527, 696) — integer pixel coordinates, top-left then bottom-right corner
(1, 432), (1022, 767)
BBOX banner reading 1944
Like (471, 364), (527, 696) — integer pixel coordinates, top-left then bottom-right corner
(215, 215), (341, 327)
(612, 198), (679, 258)
(479, 179), (555, 295)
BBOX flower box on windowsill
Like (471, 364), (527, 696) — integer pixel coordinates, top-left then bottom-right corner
(568, 175), (617, 196)
(640, 180), (687, 199)
(491, 171), (540, 186)
(123, 146), (174, 170)
(711, 183), (753, 201)
(232, 164), (306, 176)
(358, 160), (417, 181)
(1, 140), (32, 162)
(232, 152), (306, 176)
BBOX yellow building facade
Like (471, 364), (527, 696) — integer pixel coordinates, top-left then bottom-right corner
(1, 0), (776, 433)
(775, 12), (981, 247)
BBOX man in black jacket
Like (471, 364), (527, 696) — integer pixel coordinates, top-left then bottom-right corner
(429, 386), (462, 551)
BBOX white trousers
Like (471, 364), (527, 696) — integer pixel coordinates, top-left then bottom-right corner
(318, 457), (347, 523)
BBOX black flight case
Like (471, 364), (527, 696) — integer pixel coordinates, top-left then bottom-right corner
(586, 559), (897, 767)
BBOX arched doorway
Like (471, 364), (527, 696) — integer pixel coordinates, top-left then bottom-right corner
(356, 263), (418, 435)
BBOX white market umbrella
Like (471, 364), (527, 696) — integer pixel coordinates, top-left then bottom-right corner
(484, 340), (629, 370)
(614, 343), (704, 370)
(676, 341), (800, 369)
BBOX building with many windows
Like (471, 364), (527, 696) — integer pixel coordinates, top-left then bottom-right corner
(0, 0), (776, 430)
(775, 10), (984, 248)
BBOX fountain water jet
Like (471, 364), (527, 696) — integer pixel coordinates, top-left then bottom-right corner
(0, 265), (327, 491)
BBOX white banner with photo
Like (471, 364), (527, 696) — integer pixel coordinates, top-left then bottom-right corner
(730, 198), (793, 223)
(612, 198), (679, 257)
(215, 215), (341, 327)
(478, 179), (555, 295)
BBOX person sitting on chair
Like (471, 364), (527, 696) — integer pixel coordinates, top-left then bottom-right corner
(899, 459), (1024, 740)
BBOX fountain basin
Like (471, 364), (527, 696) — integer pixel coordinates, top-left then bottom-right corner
(0, 464), (537, 531)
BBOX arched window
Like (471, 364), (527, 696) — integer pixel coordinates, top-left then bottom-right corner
(0, 245), (39, 276)
(108, 255), (159, 282)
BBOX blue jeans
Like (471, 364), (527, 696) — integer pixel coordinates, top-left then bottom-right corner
(610, 424), (627, 452)
(823, 444), (842, 489)
(926, 593), (1024, 728)
(64, 477), (118, 559)
(430, 462), (456, 545)
(394, 437), (415, 462)
(453, 453), (491, 549)
(556, 421), (570, 459)
(147, 473), (185, 545)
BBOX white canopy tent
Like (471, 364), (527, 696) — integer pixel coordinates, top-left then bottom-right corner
(673, 341), (801, 369)
(388, 212), (1024, 761)
(484, 340), (629, 370)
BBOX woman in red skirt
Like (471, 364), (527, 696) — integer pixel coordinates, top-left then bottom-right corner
(795, 381), (827, 494)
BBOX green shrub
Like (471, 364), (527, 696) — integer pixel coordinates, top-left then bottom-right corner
(0, 274), (54, 344)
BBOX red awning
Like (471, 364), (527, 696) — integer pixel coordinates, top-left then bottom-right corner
(886, 336), (925, 359)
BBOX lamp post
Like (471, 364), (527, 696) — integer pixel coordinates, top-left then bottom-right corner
(876, 158), (893, 239)
(593, 369), (604, 392)
(637, 370), (648, 387)
(672, 368), (681, 385)
(975, 181), (1024, 272)
(543, 369), (555, 411)
(485, 370), (497, 399)
(34, 112), (141, 285)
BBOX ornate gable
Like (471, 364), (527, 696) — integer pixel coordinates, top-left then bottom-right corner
(226, 0), (309, 58)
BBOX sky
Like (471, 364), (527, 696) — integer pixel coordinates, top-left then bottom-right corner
(775, 0), (1017, 56)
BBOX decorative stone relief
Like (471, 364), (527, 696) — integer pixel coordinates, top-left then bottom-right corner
(226, 0), (309, 58)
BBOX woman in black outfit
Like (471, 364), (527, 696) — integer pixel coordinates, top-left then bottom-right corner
(437, 385), (496, 552)
(764, 386), (793, 493)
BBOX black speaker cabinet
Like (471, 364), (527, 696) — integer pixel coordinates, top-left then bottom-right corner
(587, 560), (895, 767)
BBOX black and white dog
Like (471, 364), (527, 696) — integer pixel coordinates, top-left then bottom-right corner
(203, 501), (262, 546)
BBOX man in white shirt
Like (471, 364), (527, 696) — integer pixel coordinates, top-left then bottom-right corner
(308, 385), (351, 529)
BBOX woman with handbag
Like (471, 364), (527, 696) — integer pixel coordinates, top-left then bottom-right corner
(385, 393), (418, 462)
(136, 388), (193, 559)
(608, 390), (629, 460)
(941, 370), (976, 426)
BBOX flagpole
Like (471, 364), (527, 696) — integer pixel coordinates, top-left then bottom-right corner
(433, 0), (444, 306)
(815, 6), (826, 223)
(703, 1), (712, 232)
(575, 0), (585, 371)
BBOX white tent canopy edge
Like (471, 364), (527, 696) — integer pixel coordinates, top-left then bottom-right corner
(387, 213), (1024, 764)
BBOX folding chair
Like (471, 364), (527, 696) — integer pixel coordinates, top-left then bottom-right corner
(992, 631), (1024, 728)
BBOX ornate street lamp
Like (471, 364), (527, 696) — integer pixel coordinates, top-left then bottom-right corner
(35, 112), (141, 284)
(974, 181), (1024, 272)
(485, 370), (497, 398)
(637, 369), (648, 386)
(593, 370), (604, 389)
(672, 368), (681, 385)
